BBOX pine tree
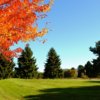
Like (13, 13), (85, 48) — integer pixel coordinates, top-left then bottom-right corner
(77, 65), (85, 78)
(0, 54), (15, 79)
(84, 61), (93, 77)
(44, 48), (62, 78)
(90, 41), (100, 77)
(15, 45), (38, 79)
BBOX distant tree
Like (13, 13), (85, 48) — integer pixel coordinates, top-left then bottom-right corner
(84, 61), (93, 77)
(64, 68), (77, 78)
(15, 45), (38, 79)
(64, 69), (71, 78)
(90, 41), (100, 77)
(0, 54), (15, 79)
(44, 48), (62, 78)
(37, 72), (43, 79)
(77, 65), (86, 78)
(70, 68), (77, 78)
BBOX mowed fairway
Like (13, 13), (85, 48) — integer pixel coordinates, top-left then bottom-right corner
(0, 79), (100, 100)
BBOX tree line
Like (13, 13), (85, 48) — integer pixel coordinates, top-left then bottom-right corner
(0, 41), (100, 79)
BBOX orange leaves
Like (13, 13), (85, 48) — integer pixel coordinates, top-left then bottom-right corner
(0, 0), (53, 59)
(14, 48), (23, 53)
(0, 0), (10, 5)
(36, 4), (50, 12)
(37, 28), (48, 37)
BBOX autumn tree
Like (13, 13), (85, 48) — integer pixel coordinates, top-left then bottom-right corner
(44, 48), (63, 78)
(0, 0), (53, 59)
(15, 44), (38, 78)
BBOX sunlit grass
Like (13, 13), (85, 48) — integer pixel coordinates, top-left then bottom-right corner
(0, 79), (100, 100)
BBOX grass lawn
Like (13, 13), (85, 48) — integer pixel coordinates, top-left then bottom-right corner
(0, 79), (100, 100)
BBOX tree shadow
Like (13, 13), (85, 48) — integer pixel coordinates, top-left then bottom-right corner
(24, 85), (100, 100)
(88, 79), (100, 83)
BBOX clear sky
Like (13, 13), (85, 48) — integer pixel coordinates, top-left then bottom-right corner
(12, 0), (100, 72)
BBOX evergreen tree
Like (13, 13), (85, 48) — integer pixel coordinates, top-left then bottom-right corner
(15, 45), (38, 79)
(92, 58), (100, 77)
(84, 61), (93, 77)
(0, 54), (15, 79)
(90, 41), (100, 77)
(44, 48), (62, 78)
(77, 65), (85, 78)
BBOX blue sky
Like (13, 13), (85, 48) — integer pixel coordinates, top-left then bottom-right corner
(12, 0), (100, 72)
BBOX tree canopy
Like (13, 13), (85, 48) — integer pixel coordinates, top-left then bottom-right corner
(0, 0), (53, 59)
(90, 41), (100, 56)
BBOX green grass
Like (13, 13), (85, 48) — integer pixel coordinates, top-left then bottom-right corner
(0, 79), (100, 100)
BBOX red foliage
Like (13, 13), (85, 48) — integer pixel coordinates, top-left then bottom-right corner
(0, 0), (53, 59)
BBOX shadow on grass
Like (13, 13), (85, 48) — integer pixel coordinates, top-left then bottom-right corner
(88, 79), (100, 83)
(24, 85), (100, 100)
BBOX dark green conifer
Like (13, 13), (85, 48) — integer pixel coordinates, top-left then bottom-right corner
(15, 45), (38, 79)
(90, 41), (100, 77)
(0, 54), (15, 79)
(44, 48), (62, 78)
